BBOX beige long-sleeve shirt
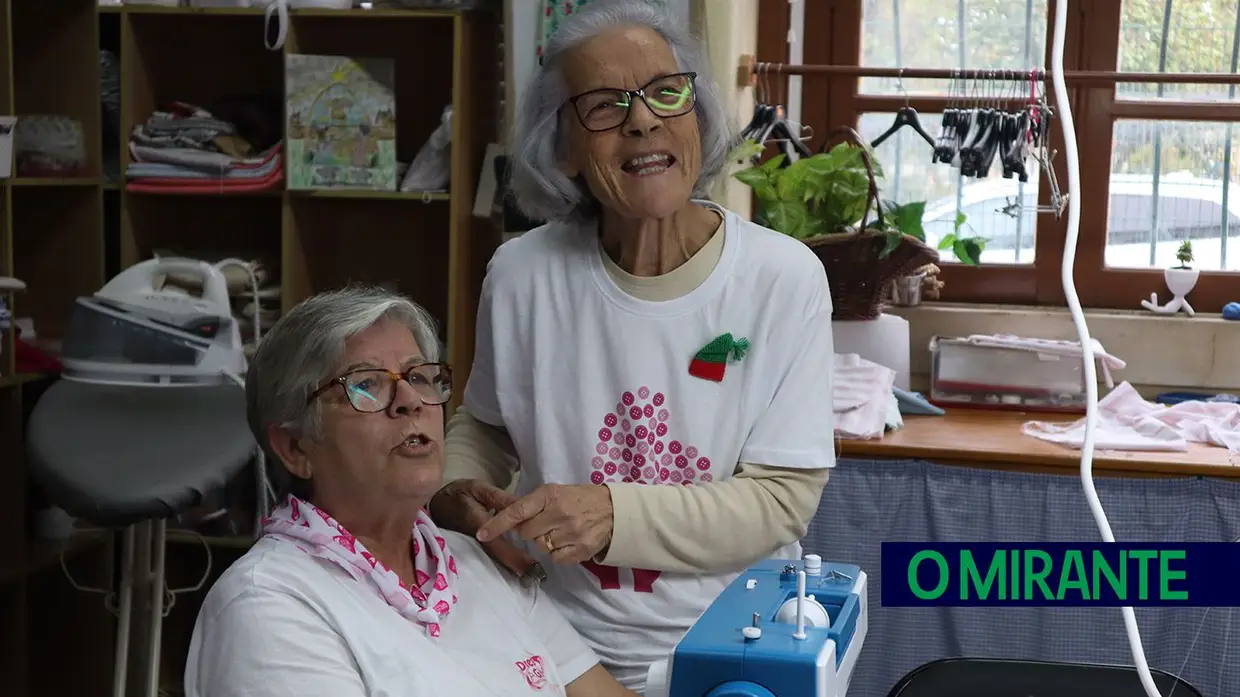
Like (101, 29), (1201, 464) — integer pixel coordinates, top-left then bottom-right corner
(443, 227), (830, 575)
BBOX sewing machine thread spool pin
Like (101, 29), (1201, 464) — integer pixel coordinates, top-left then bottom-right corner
(803, 553), (822, 576)
(752, 612), (760, 627)
(793, 570), (808, 641)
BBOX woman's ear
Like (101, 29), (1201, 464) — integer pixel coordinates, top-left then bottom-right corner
(267, 424), (312, 480)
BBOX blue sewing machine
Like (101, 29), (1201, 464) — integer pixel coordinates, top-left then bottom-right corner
(646, 554), (868, 697)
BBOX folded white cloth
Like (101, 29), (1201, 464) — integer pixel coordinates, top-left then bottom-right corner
(834, 353), (896, 440)
(1023, 381), (1240, 454)
(960, 334), (1126, 388)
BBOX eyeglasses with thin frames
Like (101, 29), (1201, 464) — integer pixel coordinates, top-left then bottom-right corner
(308, 363), (453, 413)
(567, 72), (698, 133)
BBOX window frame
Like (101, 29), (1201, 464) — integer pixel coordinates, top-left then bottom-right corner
(756, 0), (1239, 311)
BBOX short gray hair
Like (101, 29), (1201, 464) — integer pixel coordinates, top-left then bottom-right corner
(508, 0), (733, 223)
(246, 285), (441, 491)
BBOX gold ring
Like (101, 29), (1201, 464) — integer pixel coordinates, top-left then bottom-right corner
(542, 533), (555, 552)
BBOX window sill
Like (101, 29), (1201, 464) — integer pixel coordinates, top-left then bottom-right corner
(887, 303), (1240, 394)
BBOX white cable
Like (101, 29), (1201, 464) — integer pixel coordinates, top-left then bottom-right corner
(217, 256), (273, 533)
(1051, 3), (1163, 696)
(214, 258), (263, 344)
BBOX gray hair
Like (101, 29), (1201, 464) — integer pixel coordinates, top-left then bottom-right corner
(508, 0), (734, 223)
(246, 285), (441, 495)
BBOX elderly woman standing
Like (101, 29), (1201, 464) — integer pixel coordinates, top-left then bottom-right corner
(432, 0), (836, 693)
(184, 286), (637, 697)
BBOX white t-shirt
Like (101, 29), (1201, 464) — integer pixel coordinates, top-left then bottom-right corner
(185, 531), (599, 697)
(464, 202), (836, 692)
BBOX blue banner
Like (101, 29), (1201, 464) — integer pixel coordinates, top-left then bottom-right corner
(880, 542), (1240, 607)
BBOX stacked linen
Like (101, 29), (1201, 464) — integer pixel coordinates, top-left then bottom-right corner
(126, 102), (284, 194)
(834, 353), (900, 439)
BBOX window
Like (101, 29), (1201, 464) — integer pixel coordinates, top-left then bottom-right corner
(760, 0), (1240, 310)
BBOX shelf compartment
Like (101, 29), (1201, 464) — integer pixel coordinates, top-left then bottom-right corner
(122, 11), (284, 175)
(121, 194), (282, 272)
(287, 14), (456, 167)
(284, 196), (449, 325)
(11, 0), (102, 178)
(11, 187), (105, 341)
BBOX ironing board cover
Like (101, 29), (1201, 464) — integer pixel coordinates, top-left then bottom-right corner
(26, 380), (255, 527)
(536, 0), (668, 64)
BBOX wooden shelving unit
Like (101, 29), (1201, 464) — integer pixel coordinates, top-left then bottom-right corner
(1, 2), (500, 694)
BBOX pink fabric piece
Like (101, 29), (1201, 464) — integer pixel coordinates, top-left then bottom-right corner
(1023, 381), (1240, 456)
(261, 495), (459, 638)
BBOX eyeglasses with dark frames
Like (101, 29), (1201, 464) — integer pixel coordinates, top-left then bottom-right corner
(567, 72), (698, 133)
(308, 363), (453, 413)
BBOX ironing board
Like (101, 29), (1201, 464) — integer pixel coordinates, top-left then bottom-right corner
(26, 378), (255, 697)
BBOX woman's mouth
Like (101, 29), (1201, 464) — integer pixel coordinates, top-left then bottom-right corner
(622, 153), (676, 176)
(395, 433), (435, 457)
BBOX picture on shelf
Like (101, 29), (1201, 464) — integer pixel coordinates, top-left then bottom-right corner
(285, 54), (398, 191)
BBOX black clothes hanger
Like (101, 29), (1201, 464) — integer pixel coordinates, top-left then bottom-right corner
(870, 106), (936, 148)
(737, 63), (812, 164)
(768, 119), (812, 160)
(740, 102), (767, 140)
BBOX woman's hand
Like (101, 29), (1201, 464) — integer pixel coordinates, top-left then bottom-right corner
(476, 484), (614, 565)
(429, 480), (541, 580)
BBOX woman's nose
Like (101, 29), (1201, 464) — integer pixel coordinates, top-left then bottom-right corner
(388, 379), (423, 416)
(622, 98), (663, 137)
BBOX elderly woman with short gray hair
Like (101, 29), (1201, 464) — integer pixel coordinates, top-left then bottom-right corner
(432, 0), (837, 692)
(183, 285), (638, 697)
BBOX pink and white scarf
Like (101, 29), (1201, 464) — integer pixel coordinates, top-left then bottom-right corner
(261, 495), (459, 638)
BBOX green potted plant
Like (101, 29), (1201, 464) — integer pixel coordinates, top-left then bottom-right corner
(1166, 239), (1198, 300)
(731, 127), (965, 319)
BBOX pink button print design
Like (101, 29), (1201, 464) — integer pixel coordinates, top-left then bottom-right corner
(591, 387), (711, 487)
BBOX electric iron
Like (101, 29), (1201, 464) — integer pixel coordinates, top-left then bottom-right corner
(60, 257), (246, 386)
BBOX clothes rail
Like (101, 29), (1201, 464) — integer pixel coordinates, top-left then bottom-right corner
(737, 55), (1240, 88)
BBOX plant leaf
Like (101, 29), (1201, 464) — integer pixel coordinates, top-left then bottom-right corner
(938, 233), (956, 251)
(765, 200), (812, 239)
(953, 237), (986, 265)
(885, 200), (926, 242)
(734, 173), (776, 202)
(760, 154), (786, 173)
(728, 139), (765, 163)
(880, 230), (904, 258)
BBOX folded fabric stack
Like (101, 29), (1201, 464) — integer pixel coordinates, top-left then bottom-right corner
(834, 353), (900, 440)
(126, 102), (284, 194)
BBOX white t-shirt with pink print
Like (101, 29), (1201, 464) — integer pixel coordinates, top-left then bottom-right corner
(184, 527), (599, 697)
(464, 202), (837, 692)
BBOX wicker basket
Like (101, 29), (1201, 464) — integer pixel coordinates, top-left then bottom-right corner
(801, 127), (939, 321)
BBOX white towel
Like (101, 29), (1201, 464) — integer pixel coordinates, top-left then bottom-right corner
(834, 353), (896, 440)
